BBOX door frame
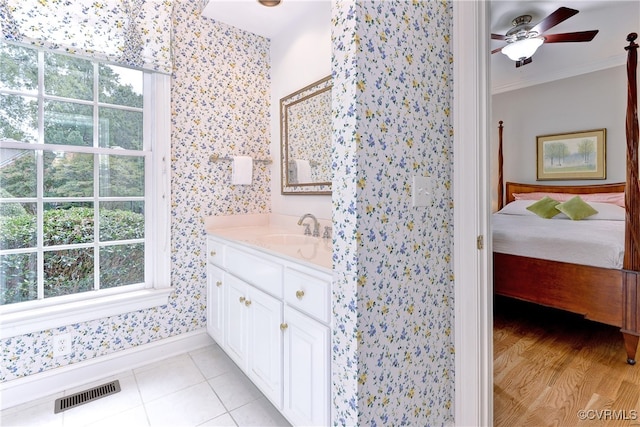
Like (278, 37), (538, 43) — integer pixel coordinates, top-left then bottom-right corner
(452, 1), (493, 426)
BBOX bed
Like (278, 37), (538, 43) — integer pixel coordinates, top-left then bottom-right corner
(493, 33), (639, 364)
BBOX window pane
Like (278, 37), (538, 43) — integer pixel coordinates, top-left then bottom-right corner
(0, 94), (37, 143)
(0, 202), (36, 249)
(44, 248), (94, 298)
(44, 151), (94, 197)
(44, 52), (93, 100)
(43, 203), (94, 246)
(100, 243), (144, 289)
(0, 252), (37, 305)
(99, 65), (143, 108)
(44, 100), (93, 147)
(99, 155), (144, 197)
(0, 149), (36, 197)
(0, 43), (38, 93)
(100, 202), (144, 242)
(99, 107), (143, 150)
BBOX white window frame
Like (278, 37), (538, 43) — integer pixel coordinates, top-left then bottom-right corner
(0, 51), (172, 339)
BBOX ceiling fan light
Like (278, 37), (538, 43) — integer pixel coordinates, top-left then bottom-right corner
(258, 0), (281, 6)
(501, 37), (544, 61)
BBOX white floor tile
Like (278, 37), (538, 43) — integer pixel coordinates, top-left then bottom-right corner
(229, 398), (291, 427)
(0, 399), (63, 427)
(134, 354), (205, 403)
(208, 368), (263, 411)
(144, 381), (226, 427)
(0, 348), (296, 427)
(85, 405), (149, 427)
(197, 412), (238, 427)
(190, 345), (237, 379)
(62, 373), (142, 427)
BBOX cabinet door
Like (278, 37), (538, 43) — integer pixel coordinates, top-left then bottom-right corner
(206, 264), (225, 344)
(247, 287), (283, 408)
(225, 275), (247, 369)
(283, 307), (330, 427)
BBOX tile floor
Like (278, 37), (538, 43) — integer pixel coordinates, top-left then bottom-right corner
(0, 344), (292, 427)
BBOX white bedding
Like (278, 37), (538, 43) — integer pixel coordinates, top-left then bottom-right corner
(492, 200), (625, 269)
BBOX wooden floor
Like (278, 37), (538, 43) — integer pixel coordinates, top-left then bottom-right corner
(493, 296), (640, 427)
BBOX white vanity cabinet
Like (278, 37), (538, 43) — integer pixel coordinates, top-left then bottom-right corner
(205, 234), (331, 427)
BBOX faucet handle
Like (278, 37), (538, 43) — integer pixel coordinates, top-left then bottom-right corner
(302, 223), (311, 235)
(322, 226), (332, 239)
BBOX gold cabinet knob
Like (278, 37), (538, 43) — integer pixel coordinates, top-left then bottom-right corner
(280, 323), (288, 331)
(210, 250), (216, 256)
(244, 299), (252, 307)
(295, 290), (305, 300)
(216, 281), (222, 287)
(239, 296), (245, 303)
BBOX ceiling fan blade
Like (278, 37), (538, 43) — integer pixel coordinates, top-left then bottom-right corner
(543, 30), (599, 43)
(492, 33), (506, 40)
(532, 7), (579, 35)
(491, 47), (504, 54)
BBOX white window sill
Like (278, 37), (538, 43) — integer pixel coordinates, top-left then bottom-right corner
(0, 288), (173, 339)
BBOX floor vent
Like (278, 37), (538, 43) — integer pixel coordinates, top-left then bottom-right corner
(54, 380), (121, 414)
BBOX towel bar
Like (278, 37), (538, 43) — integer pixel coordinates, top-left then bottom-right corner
(210, 154), (272, 164)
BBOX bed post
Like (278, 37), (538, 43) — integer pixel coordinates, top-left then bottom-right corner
(498, 120), (504, 210)
(622, 32), (640, 365)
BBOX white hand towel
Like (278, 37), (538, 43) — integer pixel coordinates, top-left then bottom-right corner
(294, 159), (312, 184)
(231, 156), (253, 185)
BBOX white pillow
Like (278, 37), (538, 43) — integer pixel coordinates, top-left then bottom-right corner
(583, 202), (625, 221)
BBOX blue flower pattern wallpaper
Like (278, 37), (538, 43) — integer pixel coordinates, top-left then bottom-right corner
(331, 1), (454, 425)
(1, 1), (455, 425)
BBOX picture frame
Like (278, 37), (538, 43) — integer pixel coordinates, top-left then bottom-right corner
(536, 128), (606, 180)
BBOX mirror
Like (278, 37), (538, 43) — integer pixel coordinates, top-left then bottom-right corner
(280, 76), (332, 195)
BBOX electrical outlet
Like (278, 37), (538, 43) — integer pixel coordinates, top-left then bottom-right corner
(53, 333), (72, 357)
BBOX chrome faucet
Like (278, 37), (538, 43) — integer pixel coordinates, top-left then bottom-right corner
(297, 213), (320, 237)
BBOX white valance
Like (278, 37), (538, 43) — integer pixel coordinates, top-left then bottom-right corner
(0, 0), (174, 74)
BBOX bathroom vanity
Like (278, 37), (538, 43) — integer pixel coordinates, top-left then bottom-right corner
(205, 214), (331, 427)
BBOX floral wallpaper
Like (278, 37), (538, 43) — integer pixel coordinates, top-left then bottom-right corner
(0, 0), (271, 382)
(0, 0), (174, 74)
(331, 1), (454, 425)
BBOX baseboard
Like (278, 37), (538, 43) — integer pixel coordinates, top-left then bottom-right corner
(0, 329), (214, 411)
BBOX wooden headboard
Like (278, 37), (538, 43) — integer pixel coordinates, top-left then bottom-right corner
(504, 182), (626, 205)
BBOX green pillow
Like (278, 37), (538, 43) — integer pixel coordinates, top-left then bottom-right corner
(556, 196), (598, 220)
(526, 196), (561, 218)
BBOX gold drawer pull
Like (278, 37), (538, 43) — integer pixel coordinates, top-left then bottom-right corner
(210, 250), (216, 257)
(296, 290), (305, 300)
(244, 299), (252, 307)
(280, 323), (288, 331)
(216, 281), (222, 287)
(239, 296), (245, 303)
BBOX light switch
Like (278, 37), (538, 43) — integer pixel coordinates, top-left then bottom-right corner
(412, 175), (432, 207)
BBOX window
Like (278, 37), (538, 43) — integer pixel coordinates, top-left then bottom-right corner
(0, 42), (170, 335)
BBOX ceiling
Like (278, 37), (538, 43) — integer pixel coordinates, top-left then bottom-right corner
(202, 1), (639, 94)
(490, 1), (639, 93)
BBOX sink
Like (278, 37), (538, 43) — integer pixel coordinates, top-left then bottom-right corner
(255, 234), (320, 246)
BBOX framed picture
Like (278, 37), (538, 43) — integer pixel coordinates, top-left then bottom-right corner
(536, 129), (606, 180)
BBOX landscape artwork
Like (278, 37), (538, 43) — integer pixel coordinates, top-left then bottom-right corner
(536, 129), (606, 180)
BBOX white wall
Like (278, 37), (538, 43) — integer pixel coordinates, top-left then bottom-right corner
(269, 2), (332, 220)
(491, 65), (627, 210)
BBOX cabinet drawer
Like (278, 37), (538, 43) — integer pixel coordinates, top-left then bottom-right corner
(226, 246), (283, 298)
(207, 238), (225, 267)
(284, 268), (330, 323)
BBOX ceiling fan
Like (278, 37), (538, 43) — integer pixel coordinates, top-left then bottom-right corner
(492, 6), (599, 68)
